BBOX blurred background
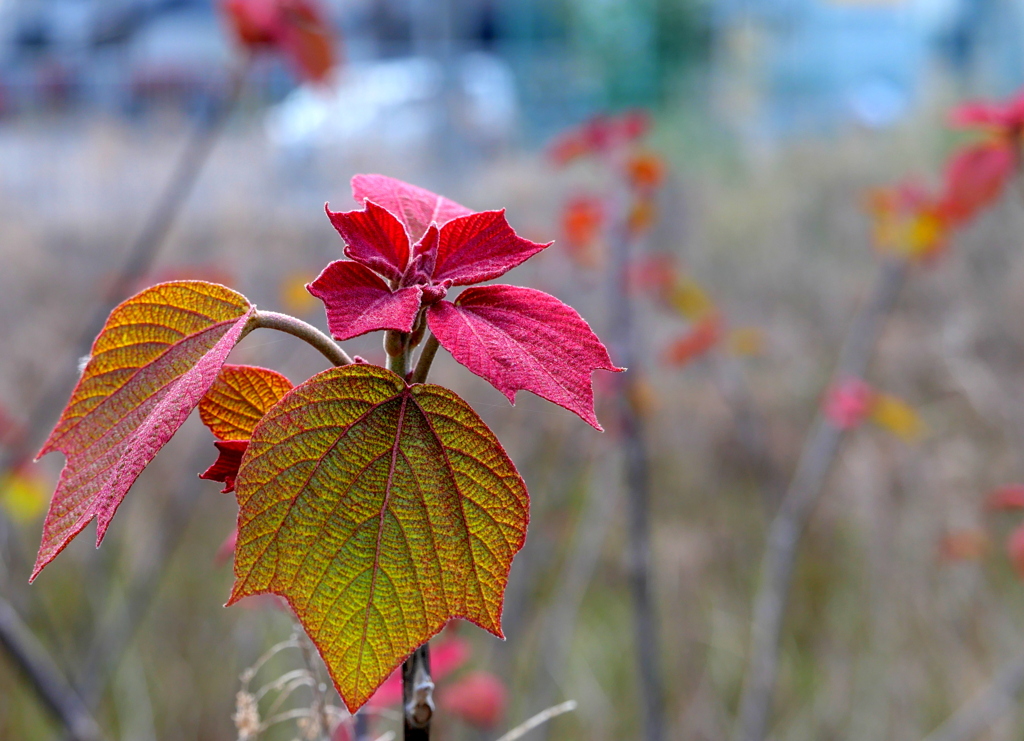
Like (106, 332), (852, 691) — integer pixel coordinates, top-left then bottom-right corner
(5, 0), (1024, 739)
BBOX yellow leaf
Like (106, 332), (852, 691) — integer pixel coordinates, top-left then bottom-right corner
(667, 276), (714, 320)
(726, 327), (763, 357)
(2, 468), (49, 523)
(869, 394), (925, 441)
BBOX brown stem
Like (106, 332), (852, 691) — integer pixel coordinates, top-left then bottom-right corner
(410, 334), (440, 384)
(252, 311), (352, 367)
(402, 643), (433, 740)
(734, 258), (910, 741)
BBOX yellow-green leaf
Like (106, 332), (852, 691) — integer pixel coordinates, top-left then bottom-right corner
(229, 364), (528, 711)
(200, 365), (293, 440)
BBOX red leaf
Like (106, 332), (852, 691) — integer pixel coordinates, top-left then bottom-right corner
(326, 200), (411, 281)
(427, 285), (621, 430)
(1008, 524), (1024, 578)
(986, 485), (1024, 510)
(823, 377), (874, 429)
(949, 91), (1024, 131)
(221, 0), (337, 82)
(307, 260), (422, 341)
(200, 439), (249, 493)
(662, 315), (721, 367)
(940, 141), (1015, 225)
(32, 281), (254, 581)
(431, 211), (550, 286)
(437, 671), (507, 728)
(351, 174), (472, 243)
(560, 195), (604, 267)
(215, 527), (239, 565)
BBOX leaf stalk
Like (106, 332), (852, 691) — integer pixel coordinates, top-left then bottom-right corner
(251, 311), (352, 367)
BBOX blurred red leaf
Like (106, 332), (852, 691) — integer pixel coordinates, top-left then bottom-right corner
(949, 90), (1024, 132)
(215, 527), (238, 566)
(366, 635), (472, 708)
(663, 314), (721, 367)
(938, 528), (989, 561)
(221, 0), (337, 82)
(1008, 523), (1024, 578)
(940, 140), (1015, 225)
(625, 151), (666, 193)
(547, 109), (651, 165)
(437, 671), (507, 728)
(629, 254), (677, 297)
(986, 485), (1024, 510)
(560, 195), (604, 267)
(823, 377), (875, 429)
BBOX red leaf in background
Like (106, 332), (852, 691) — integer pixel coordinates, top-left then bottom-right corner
(1008, 524), (1024, 578)
(427, 285), (621, 430)
(215, 527), (239, 565)
(823, 377), (875, 429)
(307, 261), (423, 341)
(547, 109), (652, 165)
(986, 485), (1024, 510)
(663, 315), (721, 367)
(222, 0), (337, 82)
(938, 528), (989, 561)
(949, 90), (1024, 132)
(430, 211), (550, 286)
(32, 282), (254, 581)
(326, 200), (411, 281)
(626, 151), (667, 193)
(366, 636), (471, 708)
(351, 174), (472, 242)
(629, 254), (677, 298)
(199, 440), (249, 493)
(437, 671), (507, 728)
(940, 140), (1015, 225)
(560, 195), (604, 267)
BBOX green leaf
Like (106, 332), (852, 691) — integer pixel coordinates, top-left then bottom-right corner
(228, 364), (529, 711)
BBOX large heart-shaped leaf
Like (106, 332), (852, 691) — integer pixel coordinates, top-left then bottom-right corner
(32, 281), (254, 581)
(229, 364), (528, 711)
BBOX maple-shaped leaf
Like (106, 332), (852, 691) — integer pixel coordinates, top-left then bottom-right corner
(32, 281), (254, 581)
(306, 260), (422, 341)
(229, 364), (528, 711)
(427, 286), (621, 430)
(199, 365), (294, 492)
(351, 174), (472, 242)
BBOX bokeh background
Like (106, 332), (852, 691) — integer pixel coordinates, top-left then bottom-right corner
(4, 0), (1024, 739)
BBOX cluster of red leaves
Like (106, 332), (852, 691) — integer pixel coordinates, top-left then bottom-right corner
(547, 110), (650, 166)
(222, 0), (337, 82)
(560, 195), (605, 268)
(309, 174), (620, 429)
(868, 89), (1024, 260)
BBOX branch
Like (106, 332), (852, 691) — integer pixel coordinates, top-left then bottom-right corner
(410, 335), (440, 385)
(252, 311), (352, 367)
(402, 643), (433, 740)
(0, 595), (105, 741)
(921, 655), (1024, 741)
(734, 258), (910, 741)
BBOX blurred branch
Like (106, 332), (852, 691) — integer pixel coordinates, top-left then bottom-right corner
(607, 195), (666, 741)
(402, 643), (432, 740)
(492, 700), (578, 741)
(0, 595), (105, 741)
(734, 258), (910, 741)
(921, 655), (1024, 741)
(0, 55), (250, 477)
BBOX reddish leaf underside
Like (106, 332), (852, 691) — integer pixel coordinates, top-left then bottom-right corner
(306, 261), (423, 341)
(351, 174), (472, 242)
(32, 281), (254, 581)
(427, 285), (621, 430)
(200, 440), (250, 493)
(228, 364), (528, 711)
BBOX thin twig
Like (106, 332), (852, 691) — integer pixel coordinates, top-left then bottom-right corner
(607, 189), (666, 741)
(0, 595), (105, 741)
(252, 311), (352, 367)
(492, 700), (578, 741)
(921, 655), (1024, 741)
(734, 258), (910, 741)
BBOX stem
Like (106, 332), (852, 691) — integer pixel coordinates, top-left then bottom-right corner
(734, 258), (909, 741)
(607, 189), (666, 741)
(385, 331), (410, 377)
(410, 335), (440, 384)
(252, 311), (352, 367)
(0, 595), (105, 741)
(402, 643), (433, 740)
